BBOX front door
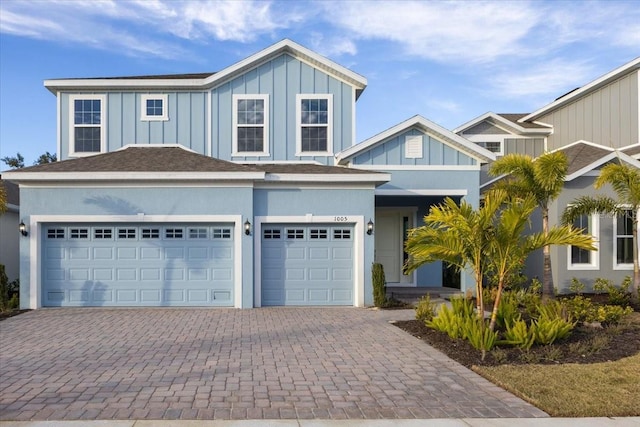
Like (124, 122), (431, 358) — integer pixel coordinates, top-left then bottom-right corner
(375, 210), (414, 286)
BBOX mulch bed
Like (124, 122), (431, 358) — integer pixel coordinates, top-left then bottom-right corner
(0, 309), (31, 321)
(394, 310), (640, 367)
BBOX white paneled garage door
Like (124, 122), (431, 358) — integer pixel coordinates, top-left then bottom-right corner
(42, 223), (234, 307)
(261, 224), (354, 306)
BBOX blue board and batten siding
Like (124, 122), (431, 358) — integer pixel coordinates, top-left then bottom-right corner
(59, 92), (208, 159)
(351, 130), (477, 167)
(211, 54), (353, 164)
(58, 54), (354, 163)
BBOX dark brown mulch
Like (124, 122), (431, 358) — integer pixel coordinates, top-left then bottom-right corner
(394, 311), (640, 368)
(0, 309), (30, 321)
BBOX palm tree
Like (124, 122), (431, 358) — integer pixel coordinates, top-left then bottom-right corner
(488, 151), (568, 299)
(404, 189), (595, 327)
(562, 162), (640, 302)
(486, 193), (595, 331)
(404, 190), (509, 319)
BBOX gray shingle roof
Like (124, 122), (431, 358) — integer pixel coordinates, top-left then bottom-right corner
(560, 143), (613, 175)
(12, 146), (259, 173)
(497, 113), (549, 129)
(622, 145), (640, 156)
(248, 163), (385, 175)
(55, 72), (216, 80)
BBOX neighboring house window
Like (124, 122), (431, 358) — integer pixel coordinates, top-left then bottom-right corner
(614, 208), (634, 269)
(476, 141), (502, 154)
(70, 94), (106, 156)
(296, 94), (332, 155)
(567, 214), (599, 270)
(232, 94), (269, 156)
(141, 94), (168, 121)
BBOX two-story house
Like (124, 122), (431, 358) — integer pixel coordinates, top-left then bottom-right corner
(456, 57), (640, 292)
(4, 39), (494, 309)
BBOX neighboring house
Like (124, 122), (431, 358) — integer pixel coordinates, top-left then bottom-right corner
(0, 178), (20, 283)
(455, 57), (640, 292)
(3, 39), (493, 310)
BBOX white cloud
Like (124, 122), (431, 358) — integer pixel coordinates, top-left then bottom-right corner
(320, 0), (541, 64)
(0, 0), (304, 58)
(308, 33), (357, 57)
(488, 59), (594, 100)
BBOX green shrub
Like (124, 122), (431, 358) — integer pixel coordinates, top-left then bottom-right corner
(427, 304), (465, 339)
(594, 277), (631, 306)
(495, 292), (521, 330)
(450, 295), (475, 319)
(502, 319), (535, 350)
(595, 305), (633, 324)
(535, 300), (569, 321)
(564, 295), (633, 324)
(415, 294), (437, 322)
(482, 287), (497, 308)
(372, 263), (386, 307)
(569, 278), (585, 294)
(462, 317), (498, 360)
(531, 316), (574, 345)
(0, 265), (18, 312)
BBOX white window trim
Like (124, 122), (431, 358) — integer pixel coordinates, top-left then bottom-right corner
(613, 207), (637, 270)
(141, 94), (169, 121)
(464, 134), (504, 156)
(232, 94), (270, 157)
(69, 94), (106, 157)
(296, 94), (333, 156)
(567, 213), (599, 270)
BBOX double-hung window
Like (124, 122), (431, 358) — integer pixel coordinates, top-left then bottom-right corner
(70, 94), (106, 156)
(614, 208), (635, 269)
(567, 213), (599, 270)
(141, 94), (168, 121)
(232, 94), (269, 156)
(296, 94), (332, 156)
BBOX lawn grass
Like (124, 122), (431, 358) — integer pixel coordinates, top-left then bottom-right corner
(474, 352), (640, 417)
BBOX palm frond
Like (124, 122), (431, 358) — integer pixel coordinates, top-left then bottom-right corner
(561, 195), (619, 225)
(595, 163), (640, 206)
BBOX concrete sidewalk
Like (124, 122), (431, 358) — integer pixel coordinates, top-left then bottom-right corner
(1, 417), (639, 426)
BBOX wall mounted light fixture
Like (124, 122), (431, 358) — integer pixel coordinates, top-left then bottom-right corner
(367, 219), (374, 235)
(244, 219), (251, 235)
(19, 221), (28, 237)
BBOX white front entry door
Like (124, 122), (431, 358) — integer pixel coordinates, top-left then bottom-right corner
(375, 210), (414, 286)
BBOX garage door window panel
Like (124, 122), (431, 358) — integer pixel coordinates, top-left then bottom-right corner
(94, 228), (113, 239)
(118, 228), (136, 239)
(165, 228), (184, 239)
(263, 229), (281, 239)
(70, 228), (89, 239)
(142, 228), (160, 239)
(48, 228), (65, 239)
(189, 228), (208, 239)
(212, 228), (232, 239)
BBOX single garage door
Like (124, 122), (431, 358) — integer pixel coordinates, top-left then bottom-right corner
(261, 224), (354, 306)
(42, 223), (234, 307)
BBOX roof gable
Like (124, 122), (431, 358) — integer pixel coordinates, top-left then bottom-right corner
(454, 112), (552, 136)
(44, 39), (367, 98)
(557, 141), (640, 181)
(337, 115), (496, 165)
(521, 57), (640, 123)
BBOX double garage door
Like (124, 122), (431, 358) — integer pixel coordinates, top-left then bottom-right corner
(42, 223), (234, 307)
(261, 224), (354, 306)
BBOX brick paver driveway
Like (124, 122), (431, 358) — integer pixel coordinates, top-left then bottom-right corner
(0, 308), (547, 421)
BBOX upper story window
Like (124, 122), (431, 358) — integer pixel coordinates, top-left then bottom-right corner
(70, 94), (106, 156)
(232, 94), (269, 156)
(568, 213), (599, 270)
(476, 141), (503, 154)
(614, 208), (635, 269)
(141, 94), (168, 121)
(296, 94), (333, 156)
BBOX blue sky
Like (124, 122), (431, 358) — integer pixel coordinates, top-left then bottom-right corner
(1, 0), (639, 165)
